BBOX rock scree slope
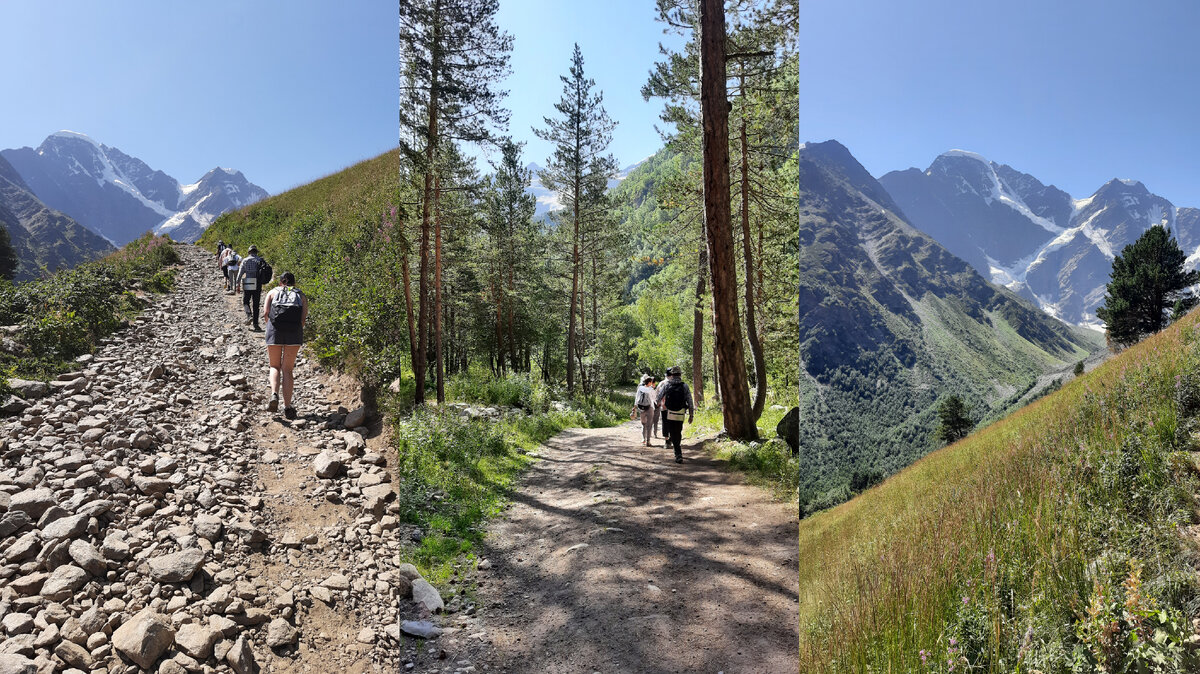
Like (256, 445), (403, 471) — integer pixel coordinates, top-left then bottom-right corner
(0, 244), (405, 673)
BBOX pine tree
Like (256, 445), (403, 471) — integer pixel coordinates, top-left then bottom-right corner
(934, 395), (973, 444)
(0, 226), (19, 281)
(534, 44), (618, 396)
(1096, 225), (1199, 347)
(699, 0), (756, 440)
(400, 0), (512, 404)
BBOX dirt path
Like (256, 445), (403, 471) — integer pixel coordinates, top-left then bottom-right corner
(461, 423), (800, 673)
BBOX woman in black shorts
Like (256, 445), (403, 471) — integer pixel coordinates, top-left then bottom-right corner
(262, 272), (308, 420)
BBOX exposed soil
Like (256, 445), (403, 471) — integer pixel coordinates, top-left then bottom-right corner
(451, 424), (800, 673)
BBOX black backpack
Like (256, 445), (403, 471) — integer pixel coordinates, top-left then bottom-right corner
(270, 288), (304, 328)
(663, 380), (689, 411)
(257, 259), (273, 286)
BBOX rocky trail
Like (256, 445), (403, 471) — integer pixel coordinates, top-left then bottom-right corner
(0, 245), (416, 673)
(442, 425), (801, 673)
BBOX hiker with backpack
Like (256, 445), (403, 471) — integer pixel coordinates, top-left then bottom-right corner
(221, 248), (241, 294)
(649, 377), (661, 440)
(262, 271), (307, 420)
(655, 366), (694, 464)
(236, 246), (272, 331)
(634, 374), (657, 446)
(216, 240), (227, 277)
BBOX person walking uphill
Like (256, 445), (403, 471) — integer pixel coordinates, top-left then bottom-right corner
(655, 366), (694, 463)
(221, 248), (241, 294)
(262, 271), (307, 420)
(634, 374), (657, 447)
(236, 246), (270, 331)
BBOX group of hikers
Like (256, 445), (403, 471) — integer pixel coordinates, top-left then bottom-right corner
(214, 240), (310, 421)
(633, 366), (695, 464)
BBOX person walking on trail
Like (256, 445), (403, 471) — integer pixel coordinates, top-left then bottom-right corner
(221, 248), (241, 294)
(262, 271), (307, 420)
(649, 377), (661, 440)
(655, 366), (694, 464)
(634, 374), (657, 446)
(236, 246), (269, 331)
(216, 240), (227, 275)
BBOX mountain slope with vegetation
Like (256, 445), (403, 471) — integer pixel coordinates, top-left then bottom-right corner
(799, 306), (1200, 673)
(797, 140), (1102, 513)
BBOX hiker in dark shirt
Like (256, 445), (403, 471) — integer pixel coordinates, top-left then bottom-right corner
(654, 366), (694, 464)
(236, 246), (267, 331)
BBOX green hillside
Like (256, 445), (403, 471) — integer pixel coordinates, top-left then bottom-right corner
(799, 308), (1200, 672)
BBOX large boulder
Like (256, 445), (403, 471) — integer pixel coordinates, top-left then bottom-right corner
(112, 609), (175, 668)
(6, 380), (47, 400)
(411, 579), (444, 613)
(0, 654), (36, 674)
(775, 406), (799, 454)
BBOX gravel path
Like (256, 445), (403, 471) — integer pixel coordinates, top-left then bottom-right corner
(0, 245), (407, 673)
(453, 424), (800, 673)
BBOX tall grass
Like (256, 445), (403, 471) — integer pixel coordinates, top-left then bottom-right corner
(799, 312), (1200, 672)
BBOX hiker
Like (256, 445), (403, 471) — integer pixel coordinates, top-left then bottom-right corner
(222, 248), (241, 294)
(236, 245), (269, 331)
(634, 374), (657, 446)
(262, 271), (307, 420)
(649, 377), (661, 440)
(216, 240), (227, 274)
(655, 366), (694, 464)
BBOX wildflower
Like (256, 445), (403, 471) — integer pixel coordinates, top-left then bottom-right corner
(919, 649), (927, 664)
(962, 595), (969, 605)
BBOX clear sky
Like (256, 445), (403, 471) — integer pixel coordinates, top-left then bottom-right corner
(0, 1), (394, 195)
(491, 0), (686, 172)
(800, 0), (1200, 207)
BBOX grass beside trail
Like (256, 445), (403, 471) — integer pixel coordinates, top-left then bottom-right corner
(799, 310), (1200, 673)
(388, 368), (628, 588)
(688, 395), (799, 500)
(0, 233), (180, 382)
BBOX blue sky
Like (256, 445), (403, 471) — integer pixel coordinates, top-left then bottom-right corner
(801, 0), (1200, 207)
(492, 0), (686, 172)
(0, 1), (394, 195)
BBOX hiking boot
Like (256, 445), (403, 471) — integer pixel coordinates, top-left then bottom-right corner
(284, 407), (297, 420)
(675, 456), (683, 464)
(267, 394), (279, 413)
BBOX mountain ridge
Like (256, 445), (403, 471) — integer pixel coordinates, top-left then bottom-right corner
(1, 131), (268, 245)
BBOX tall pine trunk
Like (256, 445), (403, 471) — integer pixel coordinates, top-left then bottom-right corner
(692, 247), (707, 405)
(566, 196), (580, 396)
(739, 75), (766, 420)
(415, 15), (441, 407)
(700, 0), (755, 440)
(434, 174), (445, 404)
(400, 237), (418, 383)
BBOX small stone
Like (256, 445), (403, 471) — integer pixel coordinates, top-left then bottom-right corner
(399, 620), (443, 639)
(226, 635), (258, 674)
(265, 619), (298, 649)
(53, 640), (93, 670)
(193, 514), (223, 541)
(112, 608), (175, 669)
(355, 627), (374, 644)
(344, 406), (368, 428)
(149, 548), (205, 583)
(9, 489), (55, 520)
(321, 574), (350, 591)
(309, 586), (333, 605)
(0, 654), (35, 674)
(174, 623), (219, 660)
(313, 453), (342, 479)
(39, 513), (87, 541)
(2, 614), (33, 636)
(411, 579), (444, 613)
(67, 540), (107, 576)
(39, 565), (87, 601)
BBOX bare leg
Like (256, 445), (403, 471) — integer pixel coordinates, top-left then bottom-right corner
(267, 345), (283, 394)
(281, 345), (301, 408)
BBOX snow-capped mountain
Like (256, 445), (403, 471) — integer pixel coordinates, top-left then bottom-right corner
(0, 154), (114, 281)
(1, 132), (267, 245)
(525, 158), (648, 219)
(880, 151), (1197, 327)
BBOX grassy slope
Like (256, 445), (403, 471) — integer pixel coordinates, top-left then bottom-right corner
(799, 309), (1200, 672)
(198, 149), (398, 255)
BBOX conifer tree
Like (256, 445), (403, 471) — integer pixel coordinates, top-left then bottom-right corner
(400, 0), (512, 404)
(0, 226), (19, 281)
(935, 395), (973, 444)
(534, 44), (618, 396)
(1096, 225), (1199, 346)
